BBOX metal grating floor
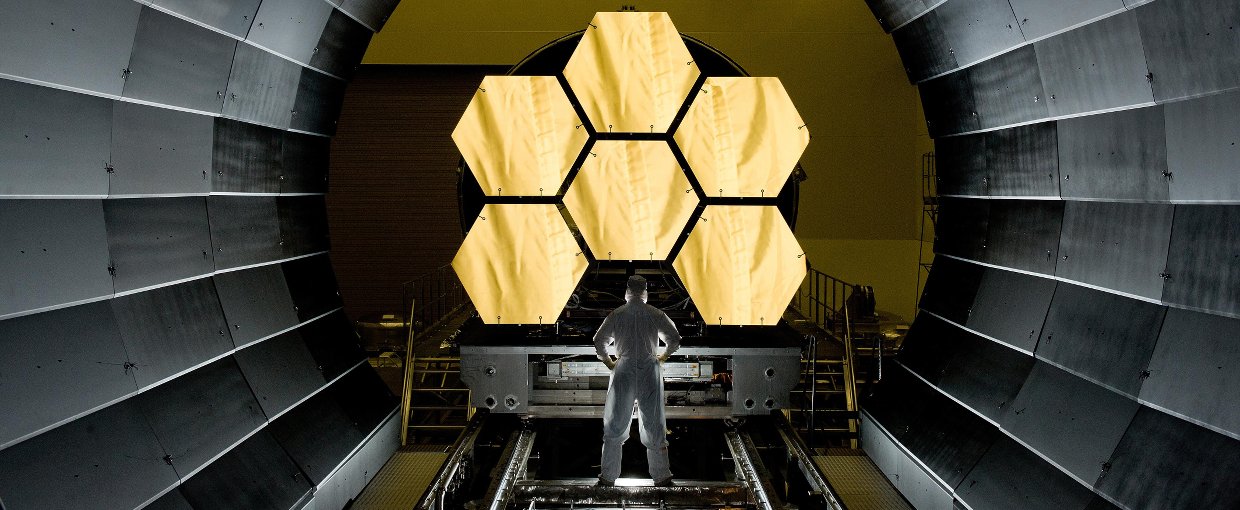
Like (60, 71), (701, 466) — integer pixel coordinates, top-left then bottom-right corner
(349, 450), (448, 509)
(815, 449), (912, 510)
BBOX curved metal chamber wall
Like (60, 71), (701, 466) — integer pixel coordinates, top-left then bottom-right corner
(864, 0), (1240, 508)
(0, 0), (400, 508)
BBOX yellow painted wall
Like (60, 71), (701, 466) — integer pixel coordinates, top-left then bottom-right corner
(365, 1), (930, 321)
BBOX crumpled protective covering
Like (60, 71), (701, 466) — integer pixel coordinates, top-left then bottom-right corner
(563, 140), (698, 260)
(675, 76), (809, 197)
(452, 203), (587, 324)
(564, 12), (700, 133)
(673, 205), (807, 325)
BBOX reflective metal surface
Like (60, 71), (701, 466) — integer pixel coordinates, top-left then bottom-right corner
(339, 0), (401, 31)
(221, 43), (303, 129)
(0, 0), (140, 96)
(1165, 90), (1240, 202)
(103, 197), (214, 293)
(1035, 11), (1153, 117)
(1007, 0), (1125, 41)
(982, 199), (1061, 275)
(122, 7), (236, 113)
(0, 80), (112, 197)
(955, 436), (1105, 510)
(149, 0), (262, 38)
(246, 0), (335, 65)
(233, 329), (328, 416)
(965, 266), (1056, 353)
(211, 118), (284, 193)
(207, 195), (283, 270)
(0, 200), (112, 318)
(1057, 106), (1169, 201)
(109, 102), (214, 196)
(1055, 201), (1173, 300)
(212, 264), (300, 348)
(1141, 308), (1240, 437)
(310, 9), (373, 78)
(1161, 205), (1240, 316)
(1136, 0), (1240, 103)
(109, 278), (234, 388)
(178, 429), (314, 509)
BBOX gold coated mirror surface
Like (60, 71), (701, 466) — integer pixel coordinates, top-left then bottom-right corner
(672, 205), (807, 326)
(452, 75), (587, 196)
(563, 140), (698, 261)
(452, 203), (587, 324)
(674, 77), (809, 197)
(563, 12), (700, 133)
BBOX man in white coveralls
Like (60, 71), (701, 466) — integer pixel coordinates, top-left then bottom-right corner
(594, 275), (681, 487)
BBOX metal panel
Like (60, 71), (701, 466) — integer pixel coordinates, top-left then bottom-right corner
(0, 199), (112, 318)
(133, 357), (268, 475)
(302, 311), (367, 381)
(901, 314), (1034, 421)
(955, 435), (1104, 510)
(110, 278), (234, 388)
(312, 412), (399, 509)
(212, 117), (284, 193)
(1161, 205), (1240, 316)
(278, 195), (330, 258)
(983, 199), (1062, 275)
(1136, 0), (1240, 103)
(247, 0), (335, 64)
(934, 0), (1025, 67)
(1057, 106), (1170, 201)
(0, 0), (140, 96)
(0, 399), (178, 510)
(212, 264), (299, 348)
(109, 102), (214, 196)
(282, 255), (344, 321)
(969, 46), (1048, 130)
(999, 361), (1140, 483)
(0, 80), (112, 197)
(0, 302), (136, 449)
(122, 7), (236, 114)
(896, 366), (1000, 488)
(143, 489), (194, 510)
(864, 0), (932, 33)
(862, 362), (941, 444)
(1055, 201), (1173, 300)
(233, 329), (327, 417)
(1097, 407), (1240, 510)
(984, 123), (1060, 197)
(1007, 0), (1126, 41)
(149, 0), (262, 38)
(330, 363), (398, 435)
(1035, 11), (1154, 117)
(269, 378), (367, 484)
(222, 43), (303, 129)
(207, 195), (283, 270)
(920, 71), (979, 137)
(1141, 308), (1240, 437)
(892, 12), (957, 83)
(934, 132), (987, 197)
(920, 256), (984, 324)
(281, 131), (331, 193)
(103, 197), (214, 293)
(339, 0), (400, 31)
(1036, 282), (1166, 398)
(291, 68), (347, 135)
(1164, 89), (1240, 202)
(179, 429), (314, 510)
(309, 9), (372, 78)
(934, 197), (989, 261)
(966, 267), (1057, 353)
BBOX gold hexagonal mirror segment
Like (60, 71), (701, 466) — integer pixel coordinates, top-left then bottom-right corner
(673, 205), (806, 326)
(674, 77), (809, 197)
(563, 140), (698, 261)
(563, 12), (700, 133)
(452, 203), (588, 324)
(452, 75), (588, 196)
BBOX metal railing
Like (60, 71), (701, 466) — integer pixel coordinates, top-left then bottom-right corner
(400, 264), (468, 339)
(797, 268), (868, 447)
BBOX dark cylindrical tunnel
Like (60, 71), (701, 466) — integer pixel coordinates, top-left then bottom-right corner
(0, 1), (1238, 509)
(862, 0), (1240, 509)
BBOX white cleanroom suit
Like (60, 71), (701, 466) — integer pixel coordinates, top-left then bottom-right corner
(594, 276), (681, 485)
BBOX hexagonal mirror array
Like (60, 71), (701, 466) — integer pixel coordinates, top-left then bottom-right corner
(564, 12), (700, 133)
(563, 140), (697, 261)
(452, 75), (588, 196)
(675, 77), (809, 198)
(451, 203), (587, 324)
(673, 205), (807, 326)
(452, 12), (809, 326)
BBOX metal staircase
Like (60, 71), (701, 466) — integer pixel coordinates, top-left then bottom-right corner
(398, 265), (474, 446)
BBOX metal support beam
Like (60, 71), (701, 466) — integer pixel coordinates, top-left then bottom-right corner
(725, 429), (781, 510)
